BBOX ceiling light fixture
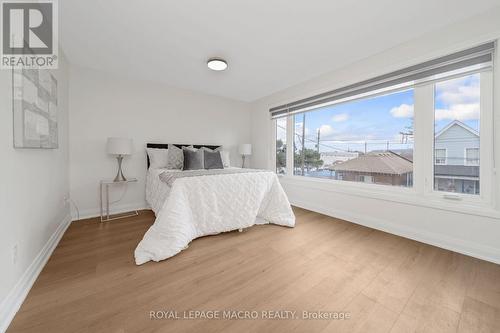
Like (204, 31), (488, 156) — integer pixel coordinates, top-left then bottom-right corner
(207, 58), (228, 71)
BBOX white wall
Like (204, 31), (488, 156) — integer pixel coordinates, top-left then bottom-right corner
(0, 52), (71, 329)
(250, 9), (500, 263)
(69, 66), (252, 218)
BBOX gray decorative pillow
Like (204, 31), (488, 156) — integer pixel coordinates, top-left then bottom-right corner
(183, 148), (204, 170)
(201, 146), (221, 152)
(204, 150), (224, 169)
(167, 145), (193, 169)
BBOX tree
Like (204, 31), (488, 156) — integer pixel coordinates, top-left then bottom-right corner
(294, 148), (323, 174)
(276, 139), (286, 173)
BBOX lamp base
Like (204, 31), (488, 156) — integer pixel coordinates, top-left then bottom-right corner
(114, 155), (127, 182)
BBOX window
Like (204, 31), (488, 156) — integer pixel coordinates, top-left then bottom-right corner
(270, 43), (493, 207)
(435, 149), (447, 165)
(292, 89), (414, 188)
(275, 117), (287, 174)
(434, 74), (480, 195)
(359, 175), (374, 183)
(465, 148), (479, 166)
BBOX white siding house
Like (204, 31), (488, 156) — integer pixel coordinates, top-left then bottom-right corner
(434, 121), (480, 194)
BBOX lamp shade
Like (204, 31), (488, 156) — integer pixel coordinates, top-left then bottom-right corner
(106, 137), (133, 155)
(238, 144), (252, 156)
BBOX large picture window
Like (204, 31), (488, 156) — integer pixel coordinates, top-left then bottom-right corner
(292, 89), (414, 187)
(434, 74), (480, 195)
(271, 42), (493, 207)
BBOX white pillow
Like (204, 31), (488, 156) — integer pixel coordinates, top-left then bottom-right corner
(220, 151), (230, 168)
(146, 148), (168, 169)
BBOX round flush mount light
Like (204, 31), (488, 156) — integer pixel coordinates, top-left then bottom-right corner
(207, 58), (228, 71)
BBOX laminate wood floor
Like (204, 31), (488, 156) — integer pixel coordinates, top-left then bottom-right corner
(7, 207), (500, 332)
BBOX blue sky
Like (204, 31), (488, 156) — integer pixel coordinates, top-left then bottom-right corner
(294, 89), (414, 152)
(287, 73), (480, 153)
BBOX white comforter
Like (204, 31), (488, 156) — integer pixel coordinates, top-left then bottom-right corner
(145, 168), (175, 215)
(135, 171), (295, 265)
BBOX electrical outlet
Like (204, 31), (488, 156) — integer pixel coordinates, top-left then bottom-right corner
(13, 244), (18, 265)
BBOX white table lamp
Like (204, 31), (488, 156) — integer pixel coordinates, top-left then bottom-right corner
(107, 137), (133, 182)
(238, 144), (252, 168)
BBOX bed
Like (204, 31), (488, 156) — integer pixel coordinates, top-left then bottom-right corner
(135, 144), (295, 265)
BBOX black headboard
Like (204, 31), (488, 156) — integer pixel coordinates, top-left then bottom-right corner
(146, 143), (222, 168)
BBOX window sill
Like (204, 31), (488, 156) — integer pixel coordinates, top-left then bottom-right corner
(279, 175), (500, 219)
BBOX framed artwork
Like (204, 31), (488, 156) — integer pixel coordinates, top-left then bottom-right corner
(12, 68), (58, 149)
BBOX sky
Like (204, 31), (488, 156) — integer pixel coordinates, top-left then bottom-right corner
(435, 73), (480, 132)
(277, 73), (480, 154)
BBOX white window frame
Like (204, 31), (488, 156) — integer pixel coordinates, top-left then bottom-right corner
(274, 118), (288, 175)
(464, 147), (480, 166)
(426, 70), (493, 205)
(271, 66), (495, 215)
(435, 148), (447, 165)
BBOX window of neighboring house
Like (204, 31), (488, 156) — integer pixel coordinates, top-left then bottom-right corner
(292, 88), (414, 187)
(359, 175), (374, 183)
(276, 117), (287, 174)
(434, 73), (480, 195)
(465, 148), (479, 166)
(435, 149), (447, 165)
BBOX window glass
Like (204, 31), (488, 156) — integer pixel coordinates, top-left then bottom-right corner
(293, 89), (414, 187)
(434, 73), (480, 195)
(435, 149), (446, 165)
(276, 117), (287, 174)
(465, 148), (479, 166)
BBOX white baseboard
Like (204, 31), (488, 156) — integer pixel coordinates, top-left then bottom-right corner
(74, 201), (148, 221)
(0, 213), (72, 333)
(291, 198), (500, 265)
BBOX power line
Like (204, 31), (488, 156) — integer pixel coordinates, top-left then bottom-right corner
(280, 123), (415, 153)
(294, 132), (351, 152)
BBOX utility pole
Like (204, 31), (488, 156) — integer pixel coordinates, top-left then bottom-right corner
(316, 128), (321, 154)
(400, 125), (413, 144)
(301, 113), (306, 176)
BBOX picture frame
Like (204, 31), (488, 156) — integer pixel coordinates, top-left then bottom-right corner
(12, 68), (58, 149)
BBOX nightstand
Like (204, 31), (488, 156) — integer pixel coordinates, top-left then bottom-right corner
(100, 178), (139, 222)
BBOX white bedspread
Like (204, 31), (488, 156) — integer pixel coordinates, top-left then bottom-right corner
(135, 171), (295, 265)
(145, 168), (176, 214)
